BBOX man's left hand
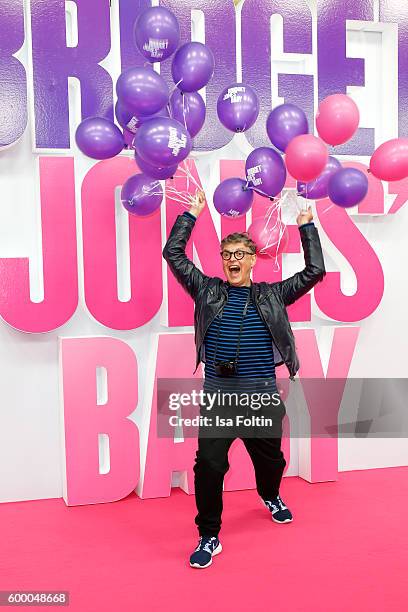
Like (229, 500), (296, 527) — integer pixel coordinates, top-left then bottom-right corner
(296, 205), (313, 226)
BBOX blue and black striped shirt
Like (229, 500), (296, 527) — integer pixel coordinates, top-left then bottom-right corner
(204, 285), (275, 379)
(203, 285), (277, 392)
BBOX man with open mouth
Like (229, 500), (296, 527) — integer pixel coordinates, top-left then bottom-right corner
(163, 190), (326, 569)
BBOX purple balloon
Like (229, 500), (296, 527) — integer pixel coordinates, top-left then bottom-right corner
(116, 66), (169, 117)
(171, 42), (215, 93)
(121, 173), (163, 216)
(115, 100), (169, 134)
(134, 150), (178, 180)
(217, 83), (260, 132)
(115, 101), (139, 133)
(297, 156), (342, 200)
(245, 147), (286, 198)
(213, 178), (254, 218)
(75, 117), (124, 160)
(169, 90), (206, 138)
(133, 6), (180, 63)
(328, 167), (368, 208)
(134, 117), (192, 167)
(267, 103), (309, 152)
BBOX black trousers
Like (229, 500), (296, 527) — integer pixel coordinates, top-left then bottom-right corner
(193, 407), (286, 538)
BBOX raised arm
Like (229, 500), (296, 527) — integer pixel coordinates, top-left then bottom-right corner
(275, 205), (326, 306)
(162, 191), (209, 300)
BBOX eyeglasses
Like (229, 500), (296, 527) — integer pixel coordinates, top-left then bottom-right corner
(220, 249), (255, 261)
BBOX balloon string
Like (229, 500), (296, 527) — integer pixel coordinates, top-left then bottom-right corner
(166, 79), (184, 120)
(263, 224), (285, 270)
(265, 196), (282, 221)
(298, 179), (315, 211)
(164, 190), (192, 209)
(295, 189), (307, 216)
(264, 204), (280, 231)
(165, 176), (197, 196)
(264, 199), (284, 239)
(321, 202), (335, 214)
(180, 158), (192, 192)
(165, 184), (198, 206)
(273, 220), (287, 271)
(264, 191), (287, 228)
(164, 159), (206, 211)
(262, 206), (280, 245)
(280, 190), (289, 209)
(165, 187), (194, 202)
(246, 185), (270, 198)
(179, 162), (201, 189)
(176, 160), (202, 191)
(258, 192), (289, 271)
(182, 94), (188, 133)
(170, 79), (183, 97)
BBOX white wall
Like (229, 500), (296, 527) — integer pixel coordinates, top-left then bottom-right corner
(0, 0), (407, 504)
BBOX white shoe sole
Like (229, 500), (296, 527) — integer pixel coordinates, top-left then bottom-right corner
(190, 542), (223, 569)
(272, 516), (293, 523)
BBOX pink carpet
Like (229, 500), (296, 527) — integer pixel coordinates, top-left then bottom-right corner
(1, 467), (407, 611)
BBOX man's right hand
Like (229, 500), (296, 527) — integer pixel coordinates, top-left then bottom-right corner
(188, 190), (206, 218)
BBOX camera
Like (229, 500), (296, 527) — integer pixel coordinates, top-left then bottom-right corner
(214, 359), (238, 377)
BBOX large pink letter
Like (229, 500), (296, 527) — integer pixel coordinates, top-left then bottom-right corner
(141, 332), (201, 498)
(82, 157), (162, 330)
(388, 178), (408, 215)
(314, 200), (384, 321)
(0, 157), (78, 332)
(60, 337), (139, 506)
(295, 326), (360, 482)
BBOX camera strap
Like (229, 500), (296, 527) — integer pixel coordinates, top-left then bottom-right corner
(213, 290), (251, 365)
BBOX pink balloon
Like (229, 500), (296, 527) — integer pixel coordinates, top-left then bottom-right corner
(369, 138), (408, 182)
(316, 94), (359, 146)
(285, 134), (328, 182)
(248, 215), (289, 258)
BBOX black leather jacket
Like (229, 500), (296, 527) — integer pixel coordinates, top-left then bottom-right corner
(163, 213), (326, 379)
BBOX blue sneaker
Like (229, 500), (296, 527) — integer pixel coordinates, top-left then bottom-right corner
(263, 495), (293, 523)
(189, 536), (222, 569)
